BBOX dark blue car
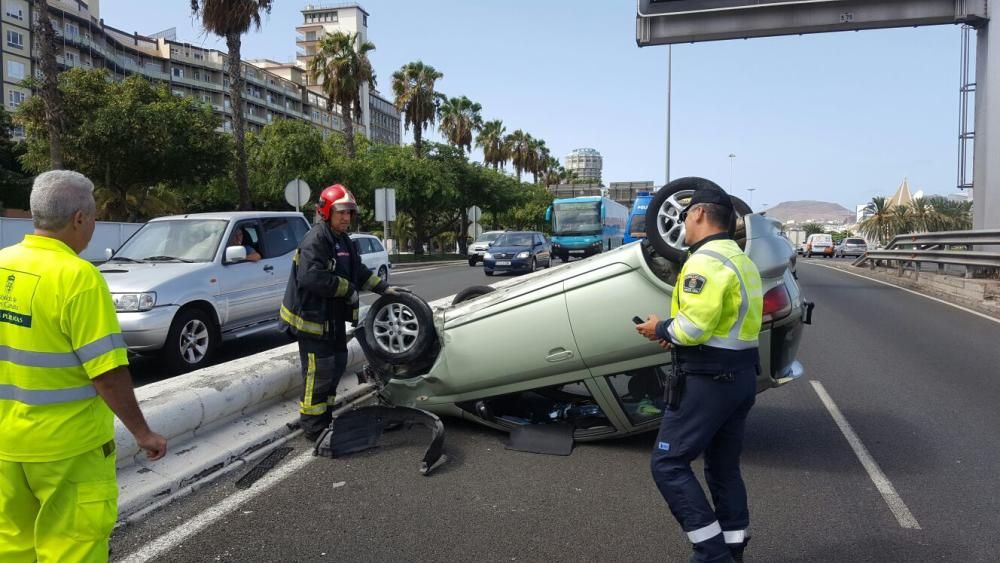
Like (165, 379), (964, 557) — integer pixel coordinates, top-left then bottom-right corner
(483, 231), (552, 276)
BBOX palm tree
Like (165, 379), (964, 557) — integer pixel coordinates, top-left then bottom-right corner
(542, 157), (563, 186)
(307, 31), (376, 158)
(906, 198), (934, 233)
(437, 96), (483, 153)
(529, 139), (550, 184)
(858, 196), (895, 245)
(31, 0), (63, 168)
(392, 61), (443, 157)
(476, 120), (508, 170)
(925, 196), (972, 231)
(191, 0), (273, 210)
(506, 129), (532, 182)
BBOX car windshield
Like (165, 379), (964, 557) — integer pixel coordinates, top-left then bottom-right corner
(113, 219), (228, 263)
(552, 201), (601, 235)
(476, 232), (503, 244)
(494, 233), (534, 247)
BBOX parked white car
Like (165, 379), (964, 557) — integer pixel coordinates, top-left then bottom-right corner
(100, 211), (310, 372)
(351, 233), (391, 282)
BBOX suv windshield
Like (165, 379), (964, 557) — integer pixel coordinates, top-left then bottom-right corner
(495, 233), (534, 247)
(476, 232), (503, 244)
(113, 220), (228, 263)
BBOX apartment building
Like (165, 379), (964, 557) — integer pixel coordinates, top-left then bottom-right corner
(1, 0), (400, 144)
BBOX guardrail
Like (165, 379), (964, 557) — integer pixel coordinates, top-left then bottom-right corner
(853, 229), (1000, 278)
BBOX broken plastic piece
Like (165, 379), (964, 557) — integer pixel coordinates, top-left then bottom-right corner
(314, 405), (446, 475)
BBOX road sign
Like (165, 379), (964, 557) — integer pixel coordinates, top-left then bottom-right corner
(467, 206), (482, 222)
(375, 188), (396, 222)
(284, 178), (311, 212)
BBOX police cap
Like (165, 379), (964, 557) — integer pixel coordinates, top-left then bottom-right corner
(680, 177), (733, 212)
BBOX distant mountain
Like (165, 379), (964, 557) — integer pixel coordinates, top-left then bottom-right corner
(762, 200), (854, 225)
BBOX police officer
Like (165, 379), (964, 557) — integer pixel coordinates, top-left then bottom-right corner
(279, 183), (407, 441)
(0, 170), (167, 562)
(636, 178), (763, 563)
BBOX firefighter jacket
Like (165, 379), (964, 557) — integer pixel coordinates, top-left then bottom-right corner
(279, 224), (386, 339)
(656, 233), (764, 370)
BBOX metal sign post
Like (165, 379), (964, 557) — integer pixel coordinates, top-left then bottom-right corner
(375, 188), (397, 252)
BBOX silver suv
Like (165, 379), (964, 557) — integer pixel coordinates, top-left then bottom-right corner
(100, 211), (310, 371)
(468, 230), (505, 266)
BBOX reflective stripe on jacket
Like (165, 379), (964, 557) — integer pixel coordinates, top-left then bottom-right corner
(665, 237), (763, 359)
(0, 235), (128, 462)
(279, 225), (385, 339)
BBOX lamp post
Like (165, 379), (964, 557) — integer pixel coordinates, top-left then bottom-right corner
(747, 187), (756, 207)
(665, 46), (672, 185)
(728, 153), (736, 192)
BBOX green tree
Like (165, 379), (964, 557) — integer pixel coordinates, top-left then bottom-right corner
(924, 195), (972, 231)
(246, 119), (327, 208)
(858, 196), (895, 245)
(0, 109), (30, 212)
(801, 223), (826, 236)
(190, 0), (274, 210)
(18, 69), (231, 221)
(307, 31), (376, 158)
(476, 119), (508, 170)
(506, 129), (532, 182)
(31, 0), (63, 169)
(437, 95), (483, 154)
(392, 61), (443, 158)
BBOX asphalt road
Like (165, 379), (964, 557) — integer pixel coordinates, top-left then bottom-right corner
(129, 260), (480, 386)
(112, 260), (1000, 562)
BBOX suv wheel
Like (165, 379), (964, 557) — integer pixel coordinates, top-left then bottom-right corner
(378, 265), (389, 283)
(468, 257), (477, 267)
(164, 307), (215, 372)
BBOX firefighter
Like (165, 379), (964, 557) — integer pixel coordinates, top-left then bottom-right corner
(279, 183), (408, 440)
(0, 170), (167, 562)
(636, 178), (764, 562)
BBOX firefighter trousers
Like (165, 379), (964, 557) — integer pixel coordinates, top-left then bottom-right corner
(0, 442), (118, 563)
(298, 336), (349, 438)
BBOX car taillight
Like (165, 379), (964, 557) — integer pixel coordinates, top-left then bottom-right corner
(762, 284), (792, 323)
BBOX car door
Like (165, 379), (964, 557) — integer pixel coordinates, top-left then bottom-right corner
(257, 217), (308, 322)
(215, 220), (275, 329)
(353, 236), (374, 271)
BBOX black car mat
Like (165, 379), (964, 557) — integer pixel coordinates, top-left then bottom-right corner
(505, 423), (575, 456)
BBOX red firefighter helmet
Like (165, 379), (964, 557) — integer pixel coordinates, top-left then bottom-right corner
(316, 184), (357, 221)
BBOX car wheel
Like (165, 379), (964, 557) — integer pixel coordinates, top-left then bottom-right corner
(529, 257), (536, 273)
(163, 307), (215, 372)
(484, 269), (494, 276)
(452, 285), (496, 305)
(362, 292), (436, 366)
(468, 258), (477, 267)
(378, 265), (389, 283)
(645, 177), (753, 263)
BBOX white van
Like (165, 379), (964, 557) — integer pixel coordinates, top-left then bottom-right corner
(805, 233), (834, 258)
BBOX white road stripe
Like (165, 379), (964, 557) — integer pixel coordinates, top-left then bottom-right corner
(810, 380), (922, 530)
(119, 450), (318, 563)
(393, 264), (462, 275)
(803, 261), (1000, 325)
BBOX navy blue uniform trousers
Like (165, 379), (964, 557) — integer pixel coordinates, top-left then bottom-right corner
(650, 366), (756, 562)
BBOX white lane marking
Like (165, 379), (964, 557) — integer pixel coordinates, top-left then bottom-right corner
(810, 380), (922, 530)
(802, 261), (1000, 325)
(393, 264), (463, 275)
(120, 450), (318, 563)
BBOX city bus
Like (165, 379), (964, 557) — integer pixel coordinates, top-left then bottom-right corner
(623, 191), (654, 244)
(545, 196), (628, 261)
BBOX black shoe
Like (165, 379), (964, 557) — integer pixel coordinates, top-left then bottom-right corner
(728, 538), (749, 563)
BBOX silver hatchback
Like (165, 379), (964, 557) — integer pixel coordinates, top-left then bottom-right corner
(834, 237), (868, 258)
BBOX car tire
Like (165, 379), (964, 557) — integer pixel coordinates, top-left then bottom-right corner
(378, 265), (389, 283)
(645, 177), (753, 263)
(452, 285), (496, 305)
(362, 292), (436, 366)
(468, 258), (477, 267)
(163, 307), (215, 373)
(529, 257), (536, 273)
(484, 269), (494, 276)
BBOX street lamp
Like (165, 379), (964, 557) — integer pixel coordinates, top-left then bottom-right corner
(747, 187), (756, 207)
(728, 153), (736, 192)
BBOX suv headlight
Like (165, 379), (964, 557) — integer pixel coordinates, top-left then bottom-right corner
(484, 252), (493, 260)
(112, 292), (156, 312)
(516, 251), (529, 259)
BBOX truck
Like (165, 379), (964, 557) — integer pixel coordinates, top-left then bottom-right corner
(623, 191), (654, 244)
(545, 195), (628, 261)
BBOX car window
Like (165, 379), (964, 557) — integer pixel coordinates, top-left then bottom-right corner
(230, 221), (261, 255)
(846, 238), (865, 244)
(354, 237), (373, 254)
(369, 238), (385, 253)
(606, 366), (668, 426)
(496, 233), (533, 246)
(290, 217), (309, 242)
(260, 218), (299, 258)
(476, 231), (503, 243)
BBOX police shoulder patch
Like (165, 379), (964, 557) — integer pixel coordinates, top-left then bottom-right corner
(683, 273), (707, 294)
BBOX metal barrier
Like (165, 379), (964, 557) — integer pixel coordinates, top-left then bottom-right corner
(853, 229), (1000, 278)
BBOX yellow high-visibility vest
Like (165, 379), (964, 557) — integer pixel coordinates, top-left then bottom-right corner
(668, 238), (764, 349)
(0, 234), (128, 462)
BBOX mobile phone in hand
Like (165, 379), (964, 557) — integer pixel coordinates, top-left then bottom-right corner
(632, 316), (644, 325)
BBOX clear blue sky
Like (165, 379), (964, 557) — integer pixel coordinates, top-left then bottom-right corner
(102, 1), (966, 210)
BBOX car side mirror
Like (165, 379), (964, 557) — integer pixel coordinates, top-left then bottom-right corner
(225, 245), (247, 263)
(104, 248), (113, 261)
(488, 242), (494, 247)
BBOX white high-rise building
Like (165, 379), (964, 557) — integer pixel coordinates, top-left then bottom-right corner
(565, 148), (603, 184)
